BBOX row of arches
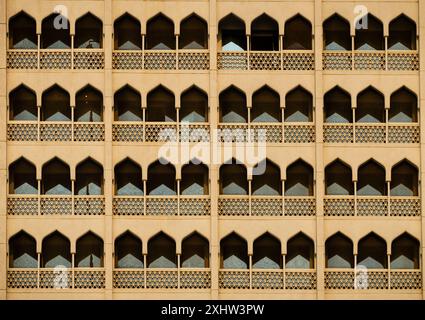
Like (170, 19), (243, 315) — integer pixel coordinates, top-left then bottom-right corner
(9, 12), (417, 52)
(9, 230), (420, 270)
(9, 157), (418, 197)
(9, 84), (417, 124)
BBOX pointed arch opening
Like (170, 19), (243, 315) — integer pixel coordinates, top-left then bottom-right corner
(389, 15), (417, 50)
(391, 160), (418, 196)
(114, 231), (143, 268)
(251, 86), (281, 122)
(286, 233), (314, 269)
(76, 232), (104, 267)
(220, 232), (248, 269)
(75, 13), (103, 48)
(114, 158), (143, 195)
(284, 14), (312, 50)
(285, 160), (314, 196)
(8, 11), (37, 49)
(114, 13), (141, 50)
(41, 13), (70, 49)
(180, 14), (208, 49)
(325, 232), (354, 268)
(391, 233), (419, 269)
(42, 158), (71, 195)
(356, 87), (385, 123)
(358, 232), (387, 269)
(218, 14), (246, 51)
(41, 231), (71, 268)
(285, 86), (313, 122)
(146, 13), (175, 50)
(253, 232), (281, 269)
(323, 14), (351, 51)
(181, 232), (209, 268)
(9, 231), (37, 268)
(252, 159), (281, 195)
(147, 232), (177, 268)
(9, 84), (37, 121)
(180, 86), (208, 122)
(114, 85), (142, 121)
(357, 159), (386, 196)
(75, 85), (103, 122)
(219, 160), (248, 195)
(250, 14), (279, 51)
(41, 85), (71, 121)
(389, 87), (417, 123)
(146, 86), (176, 122)
(181, 161), (209, 195)
(355, 14), (384, 50)
(325, 160), (353, 195)
(147, 160), (176, 195)
(75, 158), (103, 195)
(219, 86), (247, 123)
(9, 157), (37, 194)
(324, 87), (352, 123)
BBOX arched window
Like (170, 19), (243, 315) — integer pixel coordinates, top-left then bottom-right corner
(357, 232), (387, 269)
(75, 158), (103, 195)
(285, 86), (313, 122)
(218, 14), (246, 51)
(180, 86), (208, 122)
(181, 161), (209, 195)
(391, 160), (418, 196)
(286, 232), (314, 269)
(357, 159), (386, 196)
(75, 85), (103, 122)
(114, 13), (141, 50)
(325, 232), (354, 268)
(391, 233), (419, 269)
(114, 158), (143, 195)
(9, 84), (37, 121)
(147, 160), (176, 195)
(356, 87), (385, 123)
(114, 85), (142, 121)
(146, 13), (175, 50)
(41, 231), (71, 268)
(253, 232), (281, 269)
(8, 11), (37, 49)
(146, 85), (176, 122)
(181, 232), (209, 268)
(323, 14), (351, 51)
(9, 231), (37, 268)
(250, 14), (279, 51)
(251, 86), (280, 122)
(114, 231), (143, 268)
(285, 160), (314, 196)
(284, 14), (312, 50)
(325, 160), (353, 195)
(355, 14), (384, 50)
(220, 232), (248, 269)
(76, 232), (104, 267)
(219, 86), (247, 123)
(219, 160), (248, 195)
(389, 87), (417, 123)
(42, 158), (71, 195)
(180, 14), (208, 49)
(41, 13), (70, 49)
(75, 13), (103, 48)
(252, 159), (281, 195)
(147, 232), (176, 268)
(324, 86), (352, 123)
(9, 157), (37, 194)
(389, 15), (417, 50)
(41, 85), (71, 121)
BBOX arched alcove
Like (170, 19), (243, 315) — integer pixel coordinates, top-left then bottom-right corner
(147, 232), (177, 268)
(355, 14), (384, 50)
(75, 13), (103, 48)
(9, 231), (37, 268)
(220, 232), (248, 269)
(75, 85), (103, 122)
(285, 160), (314, 196)
(147, 160), (176, 195)
(325, 160), (353, 195)
(323, 14), (351, 51)
(114, 158), (143, 195)
(9, 157), (37, 194)
(253, 232), (281, 269)
(42, 158), (71, 195)
(252, 159), (281, 195)
(251, 86), (280, 122)
(146, 13), (175, 50)
(284, 14), (312, 50)
(41, 13), (70, 49)
(389, 15), (417, 50)
(219, 160), (248, 195)
(181, 162), (209, 195)
(75, 158), (103, 195)
(181, 232), (209, 268)
(218, 14), (246, 51)
(8, 11), (37, 49)
(179, 14), (208, 49)
(357, 159), (386, 196)
(286, 232), (314, 269)
(41, 231), (71, 268)
(114, 85), (142, 121)
(9, 84), (37, 121)
(180, 86), (208, 122)
(250, 14), (279, 51)
(219, 86), (247, 123)
(76, 232), (104, 267)
(356, 87), (385, 123)
(146, 85), (176, 122)
(391, 233), (419, 269)
(114, 13), (141, 50)
(325, 232), (354, 268)
(391, 160), (418, 196)
(41, 85), (71, 121)
(324, 86), (352, 123)
(114, 231), (143, 268)
(285, 86), (313, 122)
(357, 232), (387, 268)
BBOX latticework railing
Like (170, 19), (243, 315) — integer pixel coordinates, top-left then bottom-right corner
(217, 124), (248, 142)
(74, 196), (105, 215)
(217, 52), (248, 70)
(7, 123), (38, 141)
(178, 50), (210, 70)
(113, 196), (144, 216)
(355, 124), (386, 143)
(179, 196), (211, 216)
(145, 196), (178, 216)
(282, 51), (315, 70)
(144, 51), (176, 70)
(323, 124), (353, 143)
(354, 51), (386, 70)
(251, 197), (283, 216)
(219, 270), (250, 289)
(73, 49), (104, 69)
(144, 123), (178, 142)
(7, 195), (38, 216)
(179, 124), (210, 142)
(388, 124), (420, 143)
(284, 197), (316, 216)
(7, 50), (38, 69)
(389, 197), (421, 217)
(249, 52), (281, 70)
(218, 196), (250, 216)
(322, 51), (352, 70)
(74, 123), (105, 142)
(356, 197), (388, 216)
(8, 268), (105, 289)
(284, 123), (315, 143)
(40, 196), (73, 215)
(324, 196), (355, 217)
(112, 269), (211, 289)
(324, 270), (355, 289)
(250, 124), (282, 143)
(112, 123), (144, 142)
(40, 122), (72, 141)
(387, 51), (419, 71)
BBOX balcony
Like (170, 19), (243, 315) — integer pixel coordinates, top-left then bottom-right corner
(322, 50), (419, 71)
(217, 50), (314, 71)
(323, 123), (420, 144)
(113, 268), (211, 289)
(7, 121), (105, 142)
(218, 269), (317, 290)
(7, 195), (105, 216)
(112, 50), (209, 70)
(323, 196), (420, 217)
(7, 268), (106, 289)
(218, 196), (316, 217)
(324, 269), (422, 290)
(7, 49), (105, 70)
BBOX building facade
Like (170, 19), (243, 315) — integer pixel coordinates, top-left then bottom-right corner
(1, 0), (425, 299)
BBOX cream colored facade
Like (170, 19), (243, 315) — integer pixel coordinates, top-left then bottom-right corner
(1, 0), (425, 300)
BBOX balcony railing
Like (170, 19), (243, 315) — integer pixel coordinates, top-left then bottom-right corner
(218, 195), (316, 217)
(112, 49), (209, 70)
(217, 123), (315, 143)
(7, 194), (105, 216)
(7, 49), (105, 70)
(217, 50), (315, 71)
(219, 269), (317, 290)
(323, 123), (419, 144)
(112, 122), (210, 143)
(113, 195), (211, 216)
(323, 50), (419, 71)
(324, 269), (422, 290)
(7, 121), (105, 142)
(324, 196), (420, 217)
(7, 268), (106, 289)
(113, 268), (211, 289)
